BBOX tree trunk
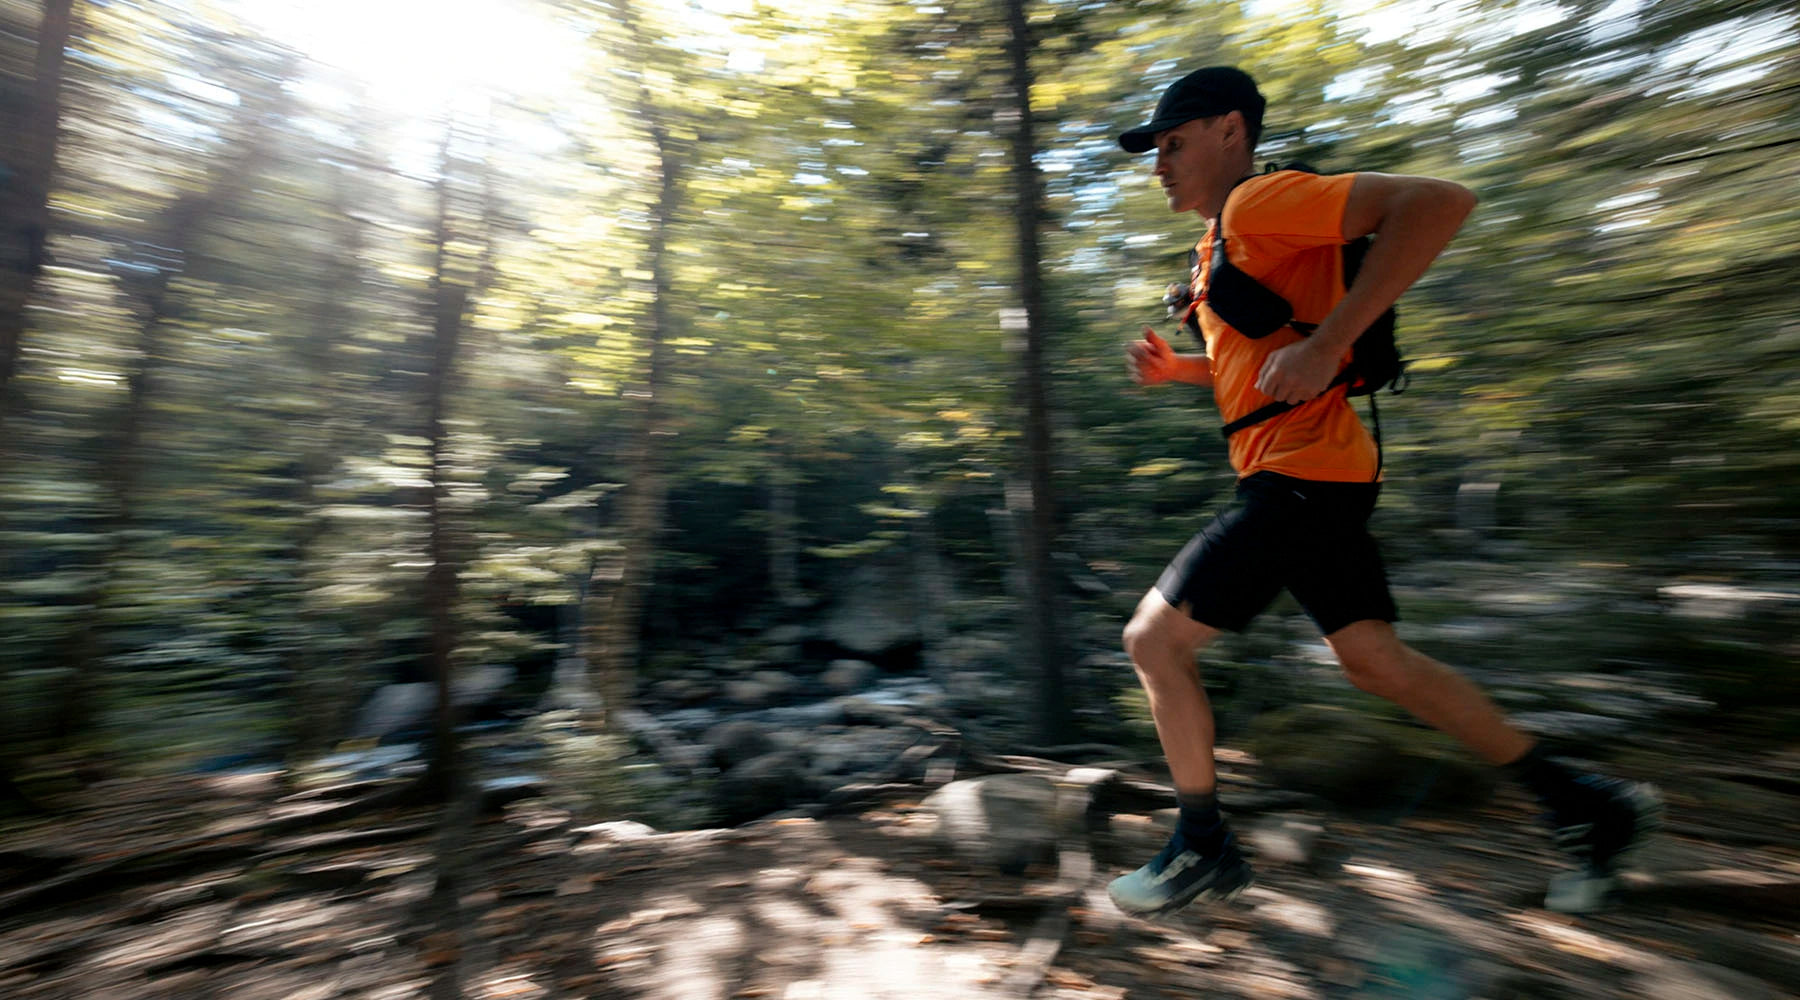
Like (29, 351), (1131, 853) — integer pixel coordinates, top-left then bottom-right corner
(769, 458), (806, 608)
(1001, 0), (1070, 742)
(911, 505), (953, 691)
(586, 0), (683, 728)
(283, 158), (367, 760)
(51, 61), (293, 745)
(591, 131), (679, 724)
(422, 277), (467, 800)
(0, 0), (75, 422)
(420, 116), (488, 801)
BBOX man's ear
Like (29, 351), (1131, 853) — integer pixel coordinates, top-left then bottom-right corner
(1220, 110), (1249, 150)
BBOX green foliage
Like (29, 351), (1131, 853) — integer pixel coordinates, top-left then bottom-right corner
(530, 710), (642, 819)
(1248, 702), (1496, 812)
(3, 0), (1797, 784)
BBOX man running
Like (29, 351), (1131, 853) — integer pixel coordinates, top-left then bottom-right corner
(1108, 65), (1660, 918)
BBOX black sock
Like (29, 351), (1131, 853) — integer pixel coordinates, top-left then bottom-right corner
(1175, 790), (1229, 855)
(1504, 743), (1595, 819)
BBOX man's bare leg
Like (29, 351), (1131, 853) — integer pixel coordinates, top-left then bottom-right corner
(1324, 619), (1662, 913)
(1109, 588), (1254, 917)
(1321, 619), (1532, 764)
(1121, 587), (1225, 793)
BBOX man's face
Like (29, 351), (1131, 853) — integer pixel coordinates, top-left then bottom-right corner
(1151, 114), (1235, 216)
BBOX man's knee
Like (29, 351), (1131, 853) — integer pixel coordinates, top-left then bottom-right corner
(1123, 590), (1214, 671)
(1326, 621), (1414, 698)
(1121, 614), (1160, 664)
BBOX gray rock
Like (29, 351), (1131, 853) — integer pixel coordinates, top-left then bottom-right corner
(354, 684), (433, 741)
(946, 670), (1015, 706)
(703, 719), (778, 769)
(539, 656), (599, 713)
(1245, 817), (1325, 867)
(478, 774), (545, 812)
(1510, 710), (1633, 744)
(820, 564), (921, 656)
(1660, 582), (1799, 621)
(760, 624), (811, 646)
(935, 633), (1013, 671)
(1633, 958), (1786, 1000)
(922, 774), (1060, 875)
(1248, 704), (1494, 811)
(723, 677), (780, 708)
(758, 644), (805, 669)
(649, 675), (717, 706)
(576, 819), (658, 842)
(718, 751), (811, 825)
(822, 659), (879, 694)
(834, 696), (908, 727)
(807, 728), (912, 778)
(750, 669), (799, 701)
(353, 665), (516, 738)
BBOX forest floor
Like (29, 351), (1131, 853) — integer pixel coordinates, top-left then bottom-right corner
(2, 722), (1797, 1000)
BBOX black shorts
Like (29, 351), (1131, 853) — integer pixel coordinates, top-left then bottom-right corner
(1156, 471), (1398, 635)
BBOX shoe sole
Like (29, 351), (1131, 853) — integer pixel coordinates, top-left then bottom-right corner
(1111, 869), (1254, 919)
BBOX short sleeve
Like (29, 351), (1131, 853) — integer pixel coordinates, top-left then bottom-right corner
(1221, 171), (1356, 261)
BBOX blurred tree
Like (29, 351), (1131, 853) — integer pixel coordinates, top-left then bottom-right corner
(578, 0), (689, 727)
(421, 113), (498, 798)
(0, 0), (76, 426)
(1358, 0), (1800, 563)
(51, 33), (302, 745)
(1000, 0), (1069, 740)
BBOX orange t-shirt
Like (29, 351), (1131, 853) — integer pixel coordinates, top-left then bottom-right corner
(1194, 170), (1378, 482)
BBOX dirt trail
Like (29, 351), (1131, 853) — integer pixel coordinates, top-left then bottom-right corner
(2, 741), (1797, 1000)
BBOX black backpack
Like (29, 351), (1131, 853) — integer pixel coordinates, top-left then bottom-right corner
(1202, 165), (1408, 465)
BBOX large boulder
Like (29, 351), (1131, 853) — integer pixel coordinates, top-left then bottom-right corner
(702, 719), (779, 770)
(922, 774), (1061, 875)
(716, 751), (812, 825)
(646, 672), (719, 708)
(806, 726), (914, 779)
(820, 564), (921, 658)
(821, 659), (879, 694)
(354, 665), (516, 739)
(1247, 704), (1494, 812)
(934, 633), (1013, 672)
(721, 670), (798, 708)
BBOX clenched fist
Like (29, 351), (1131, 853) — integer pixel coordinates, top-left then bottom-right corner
(1127, 327), (1177, 385)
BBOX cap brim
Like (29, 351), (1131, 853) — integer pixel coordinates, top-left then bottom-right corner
(1117, 115), (1196, 153)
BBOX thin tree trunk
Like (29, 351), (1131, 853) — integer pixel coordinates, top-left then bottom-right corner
(423, 280), (467, 800)
(422, 112), (502, 999)
(586, 0), (682, 728)
(1001, 0), (1070, 742)
(911, 506), (952, 690)
(592, 131), (678, 723)
(283, 158), (367, 759)
(769, 457), (806, 608)
(0, 0), (75, 422)
(421, 114), (489, 800)
(51, 62), (293, 744)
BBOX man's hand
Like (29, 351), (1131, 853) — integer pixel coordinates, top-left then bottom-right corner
(1254, 338), (1339, 403)
(1127, 327), (1178, 385)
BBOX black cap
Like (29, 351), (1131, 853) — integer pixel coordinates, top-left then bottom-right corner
(1118, 66), (1265, 154)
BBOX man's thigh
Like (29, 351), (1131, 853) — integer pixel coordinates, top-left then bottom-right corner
(1129, 585), (1225, 654)
(1279, 481), (1397, 635)
(1154, 485), (1288, 632)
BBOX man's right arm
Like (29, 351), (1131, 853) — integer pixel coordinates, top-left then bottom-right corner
(1128, 327), (1213, 387)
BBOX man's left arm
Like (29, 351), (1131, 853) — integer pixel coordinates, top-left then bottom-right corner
(1254, 172), (1477, 404)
